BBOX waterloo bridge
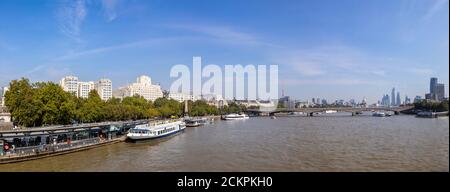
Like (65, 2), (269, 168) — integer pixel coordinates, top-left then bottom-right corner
(245, 106), (415, 116)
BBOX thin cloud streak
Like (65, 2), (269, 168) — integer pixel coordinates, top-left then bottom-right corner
(166, 23), (281, 48)
(407, 68), (434, 76)
(56, 0), (87, 41)
(281, 78), (388, 86)
(421, 0), (449, 21)
(272, 45), (388, 77)
(54, 37), (185, 61)
(101, 0), (120, 22)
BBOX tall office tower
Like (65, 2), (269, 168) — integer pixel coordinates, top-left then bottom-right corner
(60, 76), (79, 96)
(95, 79), (112, 101)
(391, 88), (396, 106)
(436, 83), (445, 101)
(382, 94), (390, 106)
(404, 95), (411, 105)
(430, 77), (438, 96)
(396, 92), (401, 106)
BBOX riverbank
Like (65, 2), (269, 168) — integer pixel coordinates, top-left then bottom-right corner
(0, 119), (148, 164)
(0, 117), (218, 164)
(0, 136), (124, 164)
(416, 111), (449, 118)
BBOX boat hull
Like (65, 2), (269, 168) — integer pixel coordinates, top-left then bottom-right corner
(127, 128), (184, 141)
(222, 117), (249, 120)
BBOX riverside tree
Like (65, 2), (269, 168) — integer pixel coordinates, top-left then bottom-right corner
(4, 78), (223, 127)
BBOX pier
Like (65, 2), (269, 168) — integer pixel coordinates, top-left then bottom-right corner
(0, 120), (148, 164)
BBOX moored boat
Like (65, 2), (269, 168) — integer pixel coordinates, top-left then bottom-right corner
(325, 110), (337, 114)
(372, 111), (386, 117)
(185, 119), (201, 127)
(127, 120), (185, 141)
(222, 113), (249, 120)
(184, 117), (212, 127)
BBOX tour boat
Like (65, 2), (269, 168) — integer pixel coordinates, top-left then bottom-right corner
(372, 111), (386, 117)
(286, 112), (304, 116)
(127, 120), (186, 140)
(185, 117), (211, 127)
(222, 113), (249, 120)
(185, 119), (201, 127)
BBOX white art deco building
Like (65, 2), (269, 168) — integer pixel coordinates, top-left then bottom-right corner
(113, 75), (163, 101)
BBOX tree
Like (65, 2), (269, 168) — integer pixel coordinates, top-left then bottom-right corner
(76, 90), (104, 123)
(34, 82), (76, 125)
(154, 98), (183, 118)
(189, 100), (219, 116)
(5, 78), (41, 127)
(4, 78), (223, 127)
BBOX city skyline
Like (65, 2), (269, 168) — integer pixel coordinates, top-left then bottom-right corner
(51, 74), (446, 105)
(0, 0), (449, 103)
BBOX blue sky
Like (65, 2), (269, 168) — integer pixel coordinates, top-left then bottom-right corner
(0, 0), (448, 103)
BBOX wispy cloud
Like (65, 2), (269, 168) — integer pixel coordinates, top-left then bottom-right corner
(101, 0), (120, 22)
(56, 0), (124, 41)
(166, 24), (278, 47)
(407, 68), (434, 76)
(421, 0), (449, 21)
(56, 0), (88, 41)
(281, 78), (388, 86)
(272, 45), (388, 77)
(20, 63), (73, 83)
(54, 37), (183, 61)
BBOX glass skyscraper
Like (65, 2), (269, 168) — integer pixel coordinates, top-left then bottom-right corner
(430, 77), (438, 96)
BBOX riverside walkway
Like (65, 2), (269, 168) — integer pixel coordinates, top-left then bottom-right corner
(0, 119), (149, 164)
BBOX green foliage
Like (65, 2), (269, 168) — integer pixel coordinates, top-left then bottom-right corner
(154, 98), (182, 118)
(4, 78), (223, 127)
(277, 103), (285, 109)
(189, 100), (219, 116)
(219, 102), (246, 114)
(5, 78), (40, 127)
(414, 99), (449, 112)
(76, 90), (104, 123)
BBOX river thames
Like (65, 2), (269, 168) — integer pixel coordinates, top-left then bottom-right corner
(0, 114), (448, 172)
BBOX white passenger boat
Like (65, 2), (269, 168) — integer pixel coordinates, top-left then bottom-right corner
(127, 120), (185, 140)
(372, 111), (386, 117)
(185, 119), (201, 127)
(184, 117), (213, 127)
(222, 113), (249, 120)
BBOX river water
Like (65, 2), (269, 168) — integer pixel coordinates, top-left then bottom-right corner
(0, 114), (448, 172)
